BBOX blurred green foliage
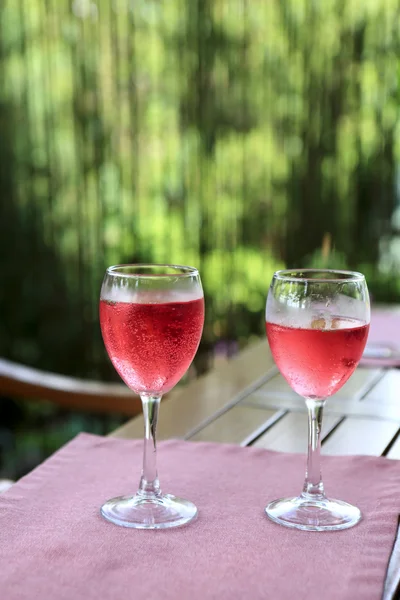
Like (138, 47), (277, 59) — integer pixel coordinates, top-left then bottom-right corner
(1, 0), (399, 379)
(0, 0), (400, 473)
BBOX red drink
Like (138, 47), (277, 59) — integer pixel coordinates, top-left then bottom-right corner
(100, 294), (204, 394)
(266, 318), (369, 399)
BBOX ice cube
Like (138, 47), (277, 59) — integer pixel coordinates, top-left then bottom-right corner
(311, 317), (326, 330)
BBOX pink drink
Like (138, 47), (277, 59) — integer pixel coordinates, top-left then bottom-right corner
(266, 318), (369, 399)
(100, 294), (204, 395)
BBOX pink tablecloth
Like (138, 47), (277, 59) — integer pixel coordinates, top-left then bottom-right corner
(361, 308), (400, 367)
(1, 433), (399, 600)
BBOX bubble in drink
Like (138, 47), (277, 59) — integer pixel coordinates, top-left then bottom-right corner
(266, 317), (369, 399)
(100, 293), (204, 395)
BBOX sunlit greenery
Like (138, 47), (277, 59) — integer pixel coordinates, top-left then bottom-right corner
(1, 0), (400, 477)
(0, 0), (399, 378)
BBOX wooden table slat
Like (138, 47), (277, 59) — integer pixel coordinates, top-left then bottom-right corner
(322, 417), (399, 456)
(245, 390), (400, 422)
(189, 405), (279, 445)
(386, 435), (400, 459)
(362, 370), (400, 406)
(253, 368), (383, 403)
(112, 340), (276, 440)
(253, 412), (342, 453)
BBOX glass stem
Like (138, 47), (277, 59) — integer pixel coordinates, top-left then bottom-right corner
(138, 395), (161, 497)
(302, 398), (326, 501)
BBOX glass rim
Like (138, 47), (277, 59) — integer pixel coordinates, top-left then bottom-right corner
(273, 269), (366, 283)
(106, 263), (199, 278)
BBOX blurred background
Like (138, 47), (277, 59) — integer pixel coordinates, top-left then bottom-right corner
(1, 0), (400, 478)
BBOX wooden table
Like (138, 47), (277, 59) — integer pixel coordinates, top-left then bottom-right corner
(111, 339), (400, 459)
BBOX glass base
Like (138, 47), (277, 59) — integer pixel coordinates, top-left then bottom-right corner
(265, 495), (361, 531)
(101, 493), (198, 529)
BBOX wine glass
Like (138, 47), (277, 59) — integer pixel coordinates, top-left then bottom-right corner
(99, 264), (204, 529)
(265, 269), (370, 531)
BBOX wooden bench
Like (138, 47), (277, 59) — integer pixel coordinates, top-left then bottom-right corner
(0, 358), (141, 416)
